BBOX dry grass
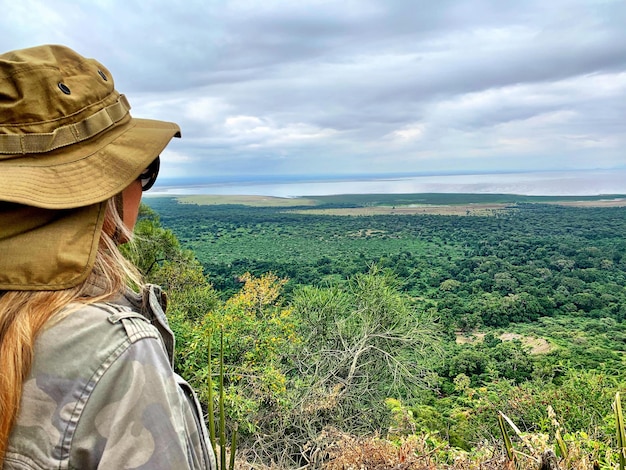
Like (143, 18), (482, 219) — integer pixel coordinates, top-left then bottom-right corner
(174, 196), (626, 213)
(320, 432), (512, 470)
(547, 198), (626, 208)
(232, 430), (606, 469)
(295, 198), (626, 216)
(232, 428), (510, 469)
(176, 195), (319, 207)
(291, 204), (511, 217)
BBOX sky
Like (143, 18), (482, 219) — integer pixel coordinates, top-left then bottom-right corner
(1, 0), (625, 183)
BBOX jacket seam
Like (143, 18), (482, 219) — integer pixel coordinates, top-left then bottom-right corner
(59, 336), (133, 469)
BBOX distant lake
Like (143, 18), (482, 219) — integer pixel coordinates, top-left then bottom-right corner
(149, 169), (626, 198)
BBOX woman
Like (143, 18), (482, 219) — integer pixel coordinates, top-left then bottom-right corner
(0, 45), (216, 469)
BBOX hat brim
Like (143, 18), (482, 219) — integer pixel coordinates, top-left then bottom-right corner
(0, 115), (180, 209)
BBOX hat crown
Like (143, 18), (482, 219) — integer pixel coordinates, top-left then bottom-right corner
(0, 45), (116, 134)
(0, 43), (180, 214)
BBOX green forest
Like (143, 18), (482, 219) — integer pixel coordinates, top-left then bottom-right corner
(132, 194), (626, 469)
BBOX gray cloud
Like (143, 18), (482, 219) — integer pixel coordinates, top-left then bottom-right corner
(1, 0), (625, 180)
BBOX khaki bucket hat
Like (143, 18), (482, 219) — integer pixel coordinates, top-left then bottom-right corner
(0, 45), (181, 290)
(0, 44), (180, 209)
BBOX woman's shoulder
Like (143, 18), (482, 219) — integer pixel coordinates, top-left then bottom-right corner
(37, 302), (161, 365)
(26, 301), (165, 412)
(5, 302), (170, 469)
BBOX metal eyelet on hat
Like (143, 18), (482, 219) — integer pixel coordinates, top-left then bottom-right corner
(97, 69), (108, 81)
(58, 82), (71, 95)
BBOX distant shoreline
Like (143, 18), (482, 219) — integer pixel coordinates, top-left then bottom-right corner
(147, 168), (626, 198)
(154, 167), (626, 187)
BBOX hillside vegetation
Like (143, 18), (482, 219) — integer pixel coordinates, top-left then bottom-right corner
(134, 194), (626, 469)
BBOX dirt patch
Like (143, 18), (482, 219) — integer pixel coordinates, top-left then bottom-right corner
(347, 229), (388, 238)
(499, 333), (553, 354)
(455, 331), (553, 355)
(456, 332), (486, 344)
(547, 198), (626, 208)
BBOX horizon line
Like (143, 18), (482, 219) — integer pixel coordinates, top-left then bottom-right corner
(156, 167), (625, 188)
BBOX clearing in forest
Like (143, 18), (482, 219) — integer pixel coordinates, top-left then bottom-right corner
(455, 331), (553, 355)
(548, 198), (626, 207)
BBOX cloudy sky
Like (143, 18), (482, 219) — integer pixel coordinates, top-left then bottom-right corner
(2, 0), (625, 183)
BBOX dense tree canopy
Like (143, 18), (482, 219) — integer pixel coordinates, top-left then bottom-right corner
(136, 196), (626, 468)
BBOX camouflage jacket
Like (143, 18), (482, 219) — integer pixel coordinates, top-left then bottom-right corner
(5, 284), (216, 470)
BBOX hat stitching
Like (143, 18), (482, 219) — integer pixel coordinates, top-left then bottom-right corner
(0, 56), (101, 79)
(0, 64), (60, 80)
(0, 120), (175, 206)
(0, 91), (118, 129)
(0, 117), (136, 169)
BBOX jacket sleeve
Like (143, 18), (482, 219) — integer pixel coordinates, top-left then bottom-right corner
(70, 334), (216, 470)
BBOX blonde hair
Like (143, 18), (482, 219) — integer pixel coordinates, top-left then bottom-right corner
(0, 197), (142, 465)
